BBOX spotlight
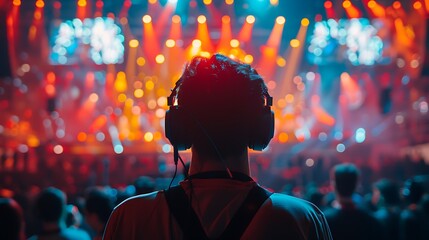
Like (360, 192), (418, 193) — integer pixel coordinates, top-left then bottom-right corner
(276, 16), (285, 25)
(172, 15), (181, 23)
(301, 18), (309, 26)
(222, 16), (230, 23)
(230, 39), (239, 48)
(35, 0), (45, 8)
(197, 15), (206, 24)
(142, 15), (152, 23)
(192, 39), (202, 48)
(155, 54), (165, 64)
(246, 15), (255, 24)
(342, 0), (351, 9)
(290, 39), (300, 48)
(165, 39), (175, 48)
(129, 39), (139, 48)
(324, 1), (332, 9)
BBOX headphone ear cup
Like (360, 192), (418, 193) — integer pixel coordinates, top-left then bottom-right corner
(248, 109), (274, 151)
(165, 107), (193, 150)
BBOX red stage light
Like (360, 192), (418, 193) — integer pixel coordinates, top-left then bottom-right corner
(324, 1), (333, 9)
(392, 1), (401, 9)
(124, 0), (132, 8)
(343, 0), (351, 9)
(96, 0), (104, 8)
(413, 1), (422, 10)
(77, 0), (87, 7)
(35, 0), (44, 8)
(13, 0), (21, 6)
(53, 1), (61, 9)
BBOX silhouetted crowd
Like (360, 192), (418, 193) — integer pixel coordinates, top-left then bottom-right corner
(1, 162), (429, 240)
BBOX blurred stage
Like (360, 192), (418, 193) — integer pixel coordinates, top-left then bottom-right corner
(1, 0), (429, 185)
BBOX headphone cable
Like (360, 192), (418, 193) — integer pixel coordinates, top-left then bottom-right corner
(194, 119), (233, 178)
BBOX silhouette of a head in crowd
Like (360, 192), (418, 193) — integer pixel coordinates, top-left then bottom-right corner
(332, 163), (359, 198)
(374, 179), (401, 206)
(167, 53), (272, 159)
(84, 187), (114, 236)
(34, 187), (67, 225)
(0, 198), (25, 240)
(133, 176), (155, 195)
(402, 176), (425, 205)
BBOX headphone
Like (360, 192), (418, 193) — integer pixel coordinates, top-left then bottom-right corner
(165, 78), (275, 152)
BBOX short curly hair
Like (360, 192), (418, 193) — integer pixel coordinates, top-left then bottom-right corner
(171, 54), (269, 158)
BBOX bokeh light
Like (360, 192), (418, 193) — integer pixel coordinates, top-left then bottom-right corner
(246, 15), (255, 24)
(142, 15), (152, 23)
(129, 39), (139, 48)
(197, 15), (206, 24)
(155, 54), (165, 64)
(276, 16), (286, 25)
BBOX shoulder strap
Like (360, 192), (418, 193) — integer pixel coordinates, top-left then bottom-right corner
(219, 185), (272, 239)
(164, 186), (208, 240)
(164, 185), (272, 240)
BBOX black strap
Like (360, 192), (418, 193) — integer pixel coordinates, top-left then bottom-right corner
(165, 186), (207, 239)
(219, 185), (272, 239)
(164, 184), (272, 240)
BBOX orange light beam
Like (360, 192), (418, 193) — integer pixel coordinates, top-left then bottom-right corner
(76, 0), (89, 20)
(7, 2), (20, 75)
(196, 15), (214, 53)
(324, 1), (337, 19)
(142, 15), (161, 66)
(343, 0), (362, 19)
(29, 2), (44, 42)
(85, 72), (95, 91)
(206, 2), (223, 29)
(105, 64), (116, 100)
(257, 16), (285, 78)
(95, 0), (103, 17)
(89, 115), (107, 133)
(425, 0), (429, 13)
(340, 72), (363, 108)
(363, 0), (385, 18)
(279, 19), (309, 95)
(163, 38), (185, 86)
(155, 1), (177, 39)
(119, 17), (133, 41)
(169, 15), (182, 40)
(394, 18), (413, 47)
(413, 1), (425, 15)
(216, 15), (233, 54)
(119, 0), (132, 18)
(126, 40), (139, 82)
(311, 95), (336, 126)
(238, 15), (255, 44)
